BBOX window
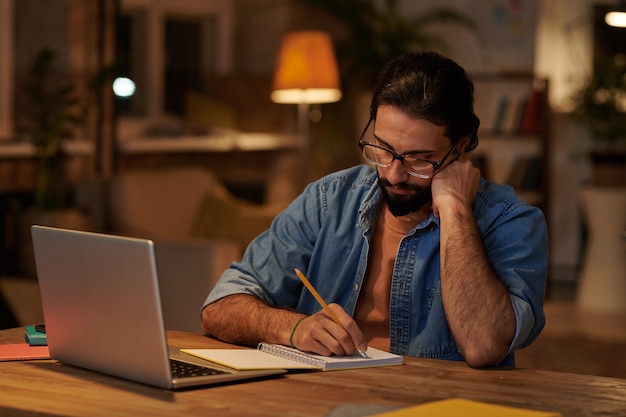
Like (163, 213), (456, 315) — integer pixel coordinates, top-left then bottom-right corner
(117, 0), (233, 132)
(0, 0), (232, 141)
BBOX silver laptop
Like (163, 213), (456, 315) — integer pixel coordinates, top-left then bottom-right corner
(31, 225), (285, 389)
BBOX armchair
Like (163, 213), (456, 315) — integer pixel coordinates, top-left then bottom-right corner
(106, 166), (284, 331)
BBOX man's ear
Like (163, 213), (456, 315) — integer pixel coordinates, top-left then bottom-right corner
(456, 136), (471, 154)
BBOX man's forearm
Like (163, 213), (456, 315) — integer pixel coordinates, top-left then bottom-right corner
(439, 205), (515, 368)
(201, 294), (301, 347)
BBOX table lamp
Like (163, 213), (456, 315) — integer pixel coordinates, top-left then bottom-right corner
(271, 30), (342, 147)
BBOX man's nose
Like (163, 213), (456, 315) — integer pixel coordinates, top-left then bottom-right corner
(384, 159), (409, 185)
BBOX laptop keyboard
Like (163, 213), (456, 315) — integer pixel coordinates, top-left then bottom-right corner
(170, 359), (229, 378)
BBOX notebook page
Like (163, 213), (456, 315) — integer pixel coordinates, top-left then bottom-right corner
(180, 348), (320, 370)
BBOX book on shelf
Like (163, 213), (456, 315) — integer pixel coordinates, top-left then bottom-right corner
(507, 155), (542, 191)
(181, 343), (403, 371)
(504, 95), (526, 134)
(519, 87), (544, 135)
(507, 157), (531, 189)
(492, 95), (510, 134)
(520, 156), (542, 190)
(490, 87), (544, 136)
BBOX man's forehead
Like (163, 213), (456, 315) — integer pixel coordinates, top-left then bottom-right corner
(372, 114), (450, 151)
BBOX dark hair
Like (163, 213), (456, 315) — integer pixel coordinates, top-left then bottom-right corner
(368, 51), (479, 151)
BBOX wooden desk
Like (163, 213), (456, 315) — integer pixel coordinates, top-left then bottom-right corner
(0, 328), (624, 417)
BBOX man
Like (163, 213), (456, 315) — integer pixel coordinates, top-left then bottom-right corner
(201, 51), (548, 368)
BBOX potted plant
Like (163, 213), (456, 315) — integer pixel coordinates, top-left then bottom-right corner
(294, 0), (477, 90)
(16, 47), (90, 276)
(17, 47), (88, 210)
(570, 54), (626, 186)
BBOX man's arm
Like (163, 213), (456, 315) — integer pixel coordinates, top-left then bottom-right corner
(432, 160), (515, 368)
(201, 294), (297, 347)
(201, 294), (368, 356)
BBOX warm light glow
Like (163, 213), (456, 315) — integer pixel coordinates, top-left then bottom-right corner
(271, 31), (342, 104)
(605, 11), (626, 27)
(271, 88), (341, 103)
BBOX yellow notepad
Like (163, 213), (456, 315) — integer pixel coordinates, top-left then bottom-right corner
(181, 343), (403, 371)
(372, 398), (562, 417)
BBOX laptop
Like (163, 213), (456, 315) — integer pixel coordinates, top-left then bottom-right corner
(31, 225), (285, 389)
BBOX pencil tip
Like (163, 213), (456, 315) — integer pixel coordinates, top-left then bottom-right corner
(356, 349), (369, 359)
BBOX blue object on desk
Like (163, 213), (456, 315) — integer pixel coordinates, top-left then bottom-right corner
(24, 325), (47, 346)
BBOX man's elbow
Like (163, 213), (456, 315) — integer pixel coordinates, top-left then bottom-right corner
(462, 341), (510, 368)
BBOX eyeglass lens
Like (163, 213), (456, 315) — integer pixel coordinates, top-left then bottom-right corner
(362, 144), (434, 176)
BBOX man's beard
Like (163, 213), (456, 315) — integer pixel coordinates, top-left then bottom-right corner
(377, 176), (432, 217)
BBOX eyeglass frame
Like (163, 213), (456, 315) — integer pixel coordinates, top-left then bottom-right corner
(357, 118), (458, 179)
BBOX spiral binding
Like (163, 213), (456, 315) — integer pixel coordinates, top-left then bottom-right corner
(257, 343), (325, 368)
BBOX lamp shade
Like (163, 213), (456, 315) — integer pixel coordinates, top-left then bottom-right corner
(271, 31), (342, 104)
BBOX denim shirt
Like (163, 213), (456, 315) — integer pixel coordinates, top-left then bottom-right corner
(205, 165), (548, 366)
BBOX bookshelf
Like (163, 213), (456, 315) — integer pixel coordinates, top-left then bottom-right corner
(471, 74), (550, 215)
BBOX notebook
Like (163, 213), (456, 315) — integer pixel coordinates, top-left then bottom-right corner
(0, 344), (50, 361)
(24, 325), (47, 346)
(30, 225), (285, 390)
(182, 342), (403, 371)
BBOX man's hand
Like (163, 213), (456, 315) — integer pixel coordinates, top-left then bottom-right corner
(202, 295), (367, 357)
(430, 159), (480, 218)
(290, 303), (368, 356)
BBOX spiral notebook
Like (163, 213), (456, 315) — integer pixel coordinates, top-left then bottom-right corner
(181, 343), (403, 371)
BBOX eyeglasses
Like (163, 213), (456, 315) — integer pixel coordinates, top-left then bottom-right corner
(359, 140), (457, 179)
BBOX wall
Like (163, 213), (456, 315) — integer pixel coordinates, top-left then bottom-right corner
(232, 0), (291, 74)
(392, 0), (538, 74)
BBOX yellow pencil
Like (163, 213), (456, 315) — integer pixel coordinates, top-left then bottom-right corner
(294, 268), (368, 358)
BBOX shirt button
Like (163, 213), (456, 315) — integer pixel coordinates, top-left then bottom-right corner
(353, 283), (359, 291)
